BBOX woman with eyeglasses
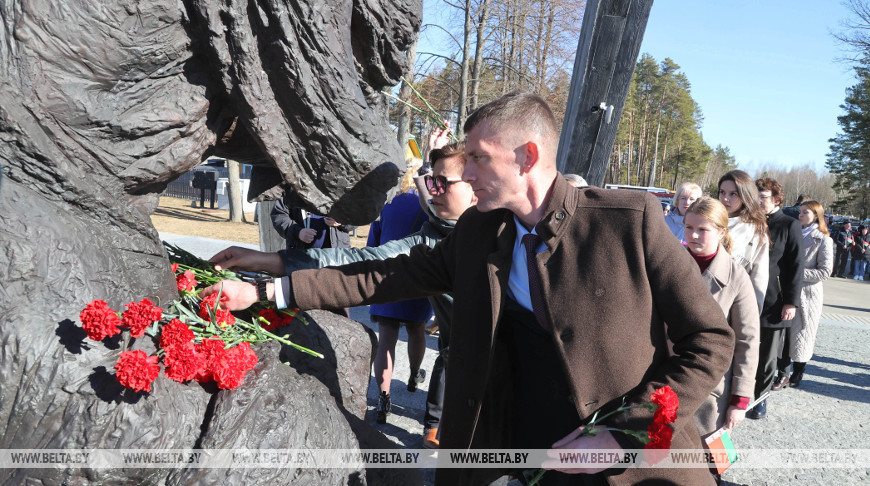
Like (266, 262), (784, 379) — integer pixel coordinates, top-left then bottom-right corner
(717, 170), (769, 311)
(683, 197), (759, 440)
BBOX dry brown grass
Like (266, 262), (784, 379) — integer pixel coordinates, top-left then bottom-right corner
(150, 196), (370, 247)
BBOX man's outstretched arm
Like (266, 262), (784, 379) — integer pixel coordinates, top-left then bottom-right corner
(203, 229), (456, 312)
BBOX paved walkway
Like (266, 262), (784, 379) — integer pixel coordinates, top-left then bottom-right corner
(162, 234), (870, 485)
(721, 277), (870, 486)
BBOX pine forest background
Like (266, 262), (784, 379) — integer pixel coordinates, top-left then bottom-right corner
(388, 0), (870, 219)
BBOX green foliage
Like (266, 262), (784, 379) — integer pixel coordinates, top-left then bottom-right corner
(609, 53), (732, 191)
(826, 56), (870, 218)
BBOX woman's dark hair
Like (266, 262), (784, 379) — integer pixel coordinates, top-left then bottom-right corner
(718, 170), (768, 242)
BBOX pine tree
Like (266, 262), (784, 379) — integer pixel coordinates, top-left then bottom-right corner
(826, 57), (870, 218)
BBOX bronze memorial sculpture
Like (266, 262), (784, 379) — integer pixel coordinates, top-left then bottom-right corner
(0, 0), (421, 483)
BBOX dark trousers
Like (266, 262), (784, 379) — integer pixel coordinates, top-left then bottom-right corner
(424, 319), (450, 429)
(424, 349), (446, 428)
(755, 326), (786, 398)
(833, 247), (850, 277)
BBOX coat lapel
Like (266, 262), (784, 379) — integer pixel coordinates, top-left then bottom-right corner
(703, 244), (732, 294)
(487, 213), (516, 341)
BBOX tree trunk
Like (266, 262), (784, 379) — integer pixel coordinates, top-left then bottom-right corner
(227, 159), (245, 223)
(396, 37), (418, 151)
(648, 115), (662, 187)
(471, 0), (489, 111)
(671, 142), (682, 190)
(457, 0), (473, 130)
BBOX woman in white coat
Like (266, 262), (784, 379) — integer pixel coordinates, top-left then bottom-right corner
(775, 200), (833, 388)
(718, 170), (769, 310)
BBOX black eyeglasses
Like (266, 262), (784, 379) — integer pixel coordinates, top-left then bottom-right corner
(425, 175), (462, 195)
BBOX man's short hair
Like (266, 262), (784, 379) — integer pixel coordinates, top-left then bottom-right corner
(755, 177), (785, 206)
(463, 92), (559, 149)
(430, 140), (466, 169)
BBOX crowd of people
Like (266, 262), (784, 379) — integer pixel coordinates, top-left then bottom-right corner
(199, 92), (844, 485)
(832, 219), (870, 280)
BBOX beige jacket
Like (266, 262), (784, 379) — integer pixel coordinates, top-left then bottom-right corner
(695, 244), (760, 435)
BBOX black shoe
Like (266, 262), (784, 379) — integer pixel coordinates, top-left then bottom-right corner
(772, 372), (790, 391)
(376, 391), (391, 424)
(747, 399), (767, 419)
(407, 369), (426, 392)
(790, 371), (804, 388)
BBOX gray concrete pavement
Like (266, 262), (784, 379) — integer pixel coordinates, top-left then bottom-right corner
(722, 275), (870, 486)
(162, 234), (870, 485)
(160, 232), (259, 260)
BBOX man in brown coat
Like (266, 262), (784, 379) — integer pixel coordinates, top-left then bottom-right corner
(206, 93), (735, 485)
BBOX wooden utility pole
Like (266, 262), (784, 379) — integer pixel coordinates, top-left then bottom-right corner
(557, 0), (654, 187)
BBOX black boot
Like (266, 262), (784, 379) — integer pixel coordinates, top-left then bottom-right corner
(790, 362), (807, 388)
(376, 391), (391, 424)
(407, 368), (426, 392)
(747, 399), (767, 419)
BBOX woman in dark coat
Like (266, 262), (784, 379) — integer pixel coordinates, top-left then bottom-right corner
(270, 197), (355, 251)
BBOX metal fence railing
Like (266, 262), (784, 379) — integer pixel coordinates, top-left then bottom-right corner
(162, 163), (251, 201)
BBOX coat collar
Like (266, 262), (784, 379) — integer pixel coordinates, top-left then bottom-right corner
(485, 175), (577, 335)
(703, 244), (734, 290)
(534, 174), (576, 249)
(806, 227), (827, 242)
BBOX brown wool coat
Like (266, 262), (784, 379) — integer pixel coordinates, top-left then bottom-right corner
(289, 176), (735, 485)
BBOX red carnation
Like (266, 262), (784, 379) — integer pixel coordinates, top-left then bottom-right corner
(159, 319), (195, 349)
(650, 386), (679, 415)
(114, 350), (161, 392)
(232, 342), (259, 370)
(121, 298), (163, 338)
(80, 299), (122, 341)
(653, 403), (677, 425)
(164, 343), (205, 383)
(646, 422), (674, 450)
(215, 309), (235, 328)
(171, 263), (179, 274)
(194, 338), (226, 382)
(199, 294), (235, 328)
(259, 309), (297, 331)
(258, 309), (282, 331)
(210, 343), (258, 390)
(176, 270), (197, 292)
(211, 349), (246, 390)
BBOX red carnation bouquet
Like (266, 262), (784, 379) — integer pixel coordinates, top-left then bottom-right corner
(525, 386), (680, 485)
(78, 243), (321, 393)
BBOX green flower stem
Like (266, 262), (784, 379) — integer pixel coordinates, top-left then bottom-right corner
(523, 402), (657, 486)
(526, 468), (547, 486)
(383, 77), (459, 141)
(382, 92), (456, 137)
(400, 76), (445, 126)
(584, 403), (655, 429)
